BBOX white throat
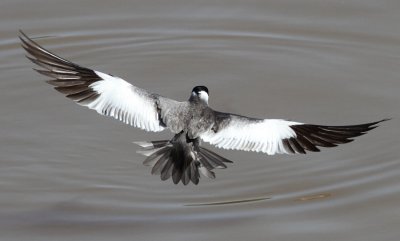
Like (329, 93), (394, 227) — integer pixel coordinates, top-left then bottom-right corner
(198, 90), (209, 104)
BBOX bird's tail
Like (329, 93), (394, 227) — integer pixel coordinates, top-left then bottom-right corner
(134, 139), (232, 185)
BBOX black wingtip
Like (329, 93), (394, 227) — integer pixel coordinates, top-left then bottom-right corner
(288, 119), (388, 154)
(18, 30), (33, 45)
(376, 118), (391, 124)
(18, 29), (26, 37)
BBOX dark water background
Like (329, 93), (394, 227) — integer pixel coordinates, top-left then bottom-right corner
(0, 0), (399, 240)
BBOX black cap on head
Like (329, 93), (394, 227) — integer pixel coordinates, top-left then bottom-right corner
(192, 86), (209, 94)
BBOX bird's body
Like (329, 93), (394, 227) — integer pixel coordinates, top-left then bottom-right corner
(20, 30), (387, 185)
(135, 87), (235, 184)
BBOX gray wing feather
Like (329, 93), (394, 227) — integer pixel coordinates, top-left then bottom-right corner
(157, 98), (190, 133)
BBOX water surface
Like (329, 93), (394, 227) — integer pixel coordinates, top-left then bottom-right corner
(0, 0), (399, 240)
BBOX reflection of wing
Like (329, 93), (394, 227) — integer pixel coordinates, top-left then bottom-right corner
(20, 30), (170, 132)
(201, 111), (386, 155)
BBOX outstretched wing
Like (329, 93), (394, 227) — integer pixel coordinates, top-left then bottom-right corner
(201, 111), (386, 155)
(20, 30), (169, 132)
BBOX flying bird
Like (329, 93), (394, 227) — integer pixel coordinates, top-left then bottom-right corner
(19, 30), (387, 185)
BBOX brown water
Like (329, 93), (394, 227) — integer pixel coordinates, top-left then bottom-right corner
(1, 0), (399, 240)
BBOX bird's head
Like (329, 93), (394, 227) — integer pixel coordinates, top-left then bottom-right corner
(190, 86), (209, 104)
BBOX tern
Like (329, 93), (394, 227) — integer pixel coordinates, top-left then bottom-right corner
(19, 31), (387, 185)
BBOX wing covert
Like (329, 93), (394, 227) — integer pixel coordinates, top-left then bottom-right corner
(201, 113), (302, 154)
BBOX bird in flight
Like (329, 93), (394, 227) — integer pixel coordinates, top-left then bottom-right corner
(19, 30), (387, 185)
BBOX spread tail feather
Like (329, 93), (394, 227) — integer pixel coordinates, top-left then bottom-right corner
(134, 139), (232, 185)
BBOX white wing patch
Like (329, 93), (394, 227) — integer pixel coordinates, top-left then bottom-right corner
(84, 71), (164, 132)
(201, 118), (302, 155)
